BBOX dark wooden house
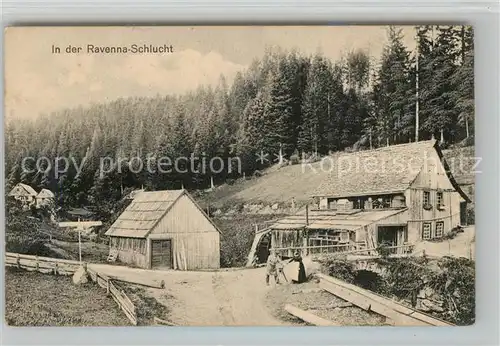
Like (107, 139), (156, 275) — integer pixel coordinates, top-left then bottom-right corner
(105, 189), (221, 270)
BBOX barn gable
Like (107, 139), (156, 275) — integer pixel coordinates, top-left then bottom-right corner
(149, 193), (220, 235)
(105, 189), (221, 238)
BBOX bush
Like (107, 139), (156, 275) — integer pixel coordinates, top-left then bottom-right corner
(226, 178), (236, 185)
(5, 199), (59, 257)
(319, 257), (357, 284)
(430, 257), (475, 325)
(376, 241), (393, 258)
(253, 170), (263, 178)
(6, 235), (59, 258)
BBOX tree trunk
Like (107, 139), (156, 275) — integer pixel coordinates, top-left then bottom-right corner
(465, 118), (470, 138)
(369, 129), (373, 150)
(440, 129), (444, 144)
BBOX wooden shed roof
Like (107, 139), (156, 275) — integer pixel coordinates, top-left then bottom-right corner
(105, 189), (221, 238)
(269, 208), (408, 231)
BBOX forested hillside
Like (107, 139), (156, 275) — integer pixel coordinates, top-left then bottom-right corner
(5, 26), (474, 213)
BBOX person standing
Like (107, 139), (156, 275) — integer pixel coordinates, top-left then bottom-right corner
(289, 251), (307, 284)
(266, 249), (280, 285)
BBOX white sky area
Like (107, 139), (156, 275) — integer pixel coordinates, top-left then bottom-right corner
(5, 26), (416, 120)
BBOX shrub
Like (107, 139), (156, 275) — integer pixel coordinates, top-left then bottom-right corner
(429, 257), (475, 325)
(376, 241), (393, 259)
(6, 235), (58, 257)
(253, 170), (263, 178)
(226, 178), (236, 185)
(319, 257), (357, 283)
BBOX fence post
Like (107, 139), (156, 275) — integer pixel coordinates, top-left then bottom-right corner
(35, 255), (39, 271)
(16, 253), (20, 269)
(54, 262), (58, 275)
(106, 279), (110, 295)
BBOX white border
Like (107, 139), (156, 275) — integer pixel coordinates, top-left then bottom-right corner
(1, 1), (499, 345)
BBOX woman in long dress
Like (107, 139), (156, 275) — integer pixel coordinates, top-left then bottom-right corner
(289, 251), (307, 283)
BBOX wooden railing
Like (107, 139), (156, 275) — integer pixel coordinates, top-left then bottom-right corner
(87, 268), (137, 325)
(272, 243), (415, 257)
(5, 252), (138, 326)
(5, 252), (80, 275)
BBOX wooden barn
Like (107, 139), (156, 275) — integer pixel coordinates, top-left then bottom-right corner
(105, 189), (221, 270)
(247, 140), (471, 264)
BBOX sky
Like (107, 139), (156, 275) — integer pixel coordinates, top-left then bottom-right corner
(5, 26), (416, 120)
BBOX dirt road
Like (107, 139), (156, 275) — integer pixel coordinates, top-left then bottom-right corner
(88, 264), (289, 326)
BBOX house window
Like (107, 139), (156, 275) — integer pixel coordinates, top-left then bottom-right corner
(435, 221), (444, 238)
(422, 222), (432, 240)
(437, 192), (444, 209)
(423, 191), (430, 206)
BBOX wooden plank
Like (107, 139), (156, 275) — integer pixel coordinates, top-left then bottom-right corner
(109, 284), (134, 313)
(318, 274), (453, 326)
(111, 292), (137, 326)
(319, 280), (421, 326)
(153, 316), (177, 326)
(6, 253), (80, 265)
(108, 275), (165, 289)
(284, 304), (338, 326)
(6, 259), (79, 274)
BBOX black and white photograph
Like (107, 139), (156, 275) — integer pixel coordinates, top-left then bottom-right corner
(4, 25), (475, 327)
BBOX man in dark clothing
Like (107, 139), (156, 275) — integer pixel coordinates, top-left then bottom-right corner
(289, 251), (307, 284)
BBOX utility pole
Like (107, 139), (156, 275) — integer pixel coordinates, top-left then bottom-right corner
(415, 30), (420, 143)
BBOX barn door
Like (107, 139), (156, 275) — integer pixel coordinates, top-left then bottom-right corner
(151, 239), (173, 269)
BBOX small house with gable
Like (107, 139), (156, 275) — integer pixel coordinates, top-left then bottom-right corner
(8, 183), (38, 208)
(36, 188), (55, 208)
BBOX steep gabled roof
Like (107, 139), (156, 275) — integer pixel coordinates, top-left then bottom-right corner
(105, 189), (221, 238)
(312, 139), (471, 202)
(9, 183), (37, 197)
(37, 188), (55, 198)
(312, 140), (437, 198)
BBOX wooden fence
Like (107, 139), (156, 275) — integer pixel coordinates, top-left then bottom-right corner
(5, 252), (80, 275)
(87, 268), (137, 325)
(5, 252), (138, 326)
(273, 243), (415, 257)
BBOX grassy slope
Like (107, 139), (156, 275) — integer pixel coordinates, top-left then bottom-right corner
(5, 268), (130, 326)
(199, 160), (331, 209)
(198, 146), (475, 210)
